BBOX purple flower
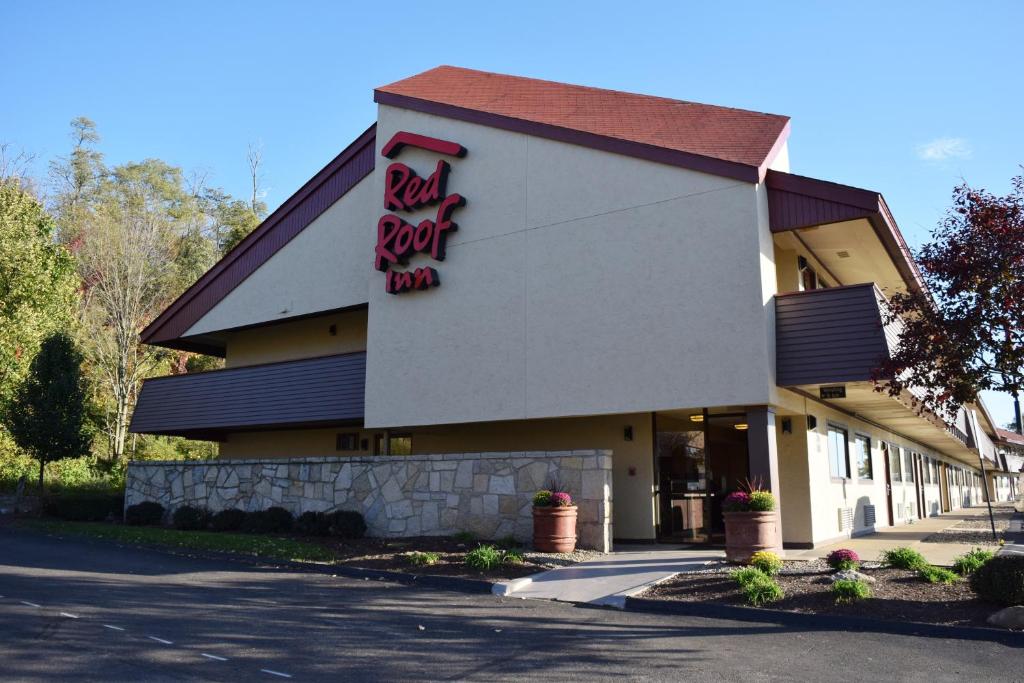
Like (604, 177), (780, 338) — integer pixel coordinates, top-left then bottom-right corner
(722, 491), (752, 512)
(826, 548), (861, 570)
(550, 492), (573, 507)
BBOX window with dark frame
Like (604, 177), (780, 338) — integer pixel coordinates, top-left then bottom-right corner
(374, 433), (413, 456)
(336, 433), (360, 451)
(854, 434), (872, 479)
(827, 425), (850, 479)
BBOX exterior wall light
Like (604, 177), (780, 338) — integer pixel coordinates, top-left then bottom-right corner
(689, 414), (704, 423)
(734, 423), (749, 431)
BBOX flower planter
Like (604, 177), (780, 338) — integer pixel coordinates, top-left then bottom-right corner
(533, 505), (578, 553)
(723, 510), (781, 563)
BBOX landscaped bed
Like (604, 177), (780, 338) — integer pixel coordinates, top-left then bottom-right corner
(643, 559), (996, 627)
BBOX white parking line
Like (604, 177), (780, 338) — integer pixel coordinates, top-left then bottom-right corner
(103, 624), (125, 631)
(261, 669), (293, 678)
(19, 601), (40, 608)
(147, 636), (174, 645)
(201, 653), (229, 661)
(59, 612), (79, 619)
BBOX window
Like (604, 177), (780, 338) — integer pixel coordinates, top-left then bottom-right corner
(854, 435), (872, 479)
(923, 457), (932, 484)
(903, 450), (915, 482)
(335, 433), (360, 451)
(888, 445), (902, 481)
(373, 433), (413, 456)
(827, 425), (850, 479)
(798, 256), (823, 291)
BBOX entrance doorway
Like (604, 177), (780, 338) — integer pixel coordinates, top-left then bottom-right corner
(655, 412), (750, 544)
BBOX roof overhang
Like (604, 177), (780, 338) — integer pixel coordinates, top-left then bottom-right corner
(766, 170), (926, 296)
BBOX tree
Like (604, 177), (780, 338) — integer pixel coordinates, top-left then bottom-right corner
(878, 172), (1024, 435)
(0, 178), (79, 415)
(48, 117), (105, 245)
(6, 333), (92, 492)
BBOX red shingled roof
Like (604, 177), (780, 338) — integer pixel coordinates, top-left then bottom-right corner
(996, 428), (1024, 447)
(375, 66), (790, 180)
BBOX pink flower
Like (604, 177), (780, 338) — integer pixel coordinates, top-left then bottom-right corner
(550, 492), (573, 507)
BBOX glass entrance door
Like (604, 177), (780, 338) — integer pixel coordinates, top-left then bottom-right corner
(656, 412), (750, 544)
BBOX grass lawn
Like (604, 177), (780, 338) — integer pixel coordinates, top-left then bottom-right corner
(16, 519), (337, 563)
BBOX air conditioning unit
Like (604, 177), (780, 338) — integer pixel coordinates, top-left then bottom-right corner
(838, 507), (854, 532)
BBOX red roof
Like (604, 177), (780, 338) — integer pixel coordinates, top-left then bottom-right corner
(996, 428), (1024, 446)
(376, 66), (790, 182)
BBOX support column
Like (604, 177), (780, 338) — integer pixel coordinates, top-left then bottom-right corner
(746, 406), (781, 495)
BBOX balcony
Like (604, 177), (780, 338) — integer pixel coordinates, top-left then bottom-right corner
(129, 352), (366, 439)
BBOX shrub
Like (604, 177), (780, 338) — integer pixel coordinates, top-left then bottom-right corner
(952, 548), (994, 576)
(970, 555), (1024, 606)
(296, 511), (332, 536)
(466, 544), (504, 571)
(532, 490), (552, 507)
(44, 491), (124, 521)
(405, 551), (440, 566)
(732, 567), (769, 588)
(125, 501), (165, 526)
(210, 508), (247, 532)
(881, 547), (926, 570)
(917, 565), (960, 585)
(327, 510), (366, 539)
(832, 579), (872, 604)
(550, 491), (573, 507)
(503, 548), (525, 565)
(826, 549), (861, 571)
(242, 506), (294, 533)
(748, 491), (776, 512)
(749, 551), (783, 576)
(171, 505), (209, 531)
(741, 574), (784, 606)
(722, 491), (752, 512)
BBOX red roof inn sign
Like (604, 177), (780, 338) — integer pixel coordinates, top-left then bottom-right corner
(374, 132), (467, 294)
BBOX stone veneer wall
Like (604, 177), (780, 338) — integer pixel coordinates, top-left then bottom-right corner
(125, 450), (613, 551)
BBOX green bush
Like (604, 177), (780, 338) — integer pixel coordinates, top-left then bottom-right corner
(242, 506), (294, 533)
(741, 574), (784, 606)
(970, 556), (1024, 606)
(881, 547), (926, 570)
(171, 505), (209, 531)
(210, 508), (247, 532)
(732, 567), (769, 588)
(296, 511), (332, 536)
(749, 551), (783, 576)
(125, 501), (165, 526)
(832, 578), (872, 603)
(405, 551), (441, 566)
(466, 544), (504, 571)
(748, 490), (776, 512)
(917, 565), (960, 585)
(503, 548), (525, 565)
(327, 510), (366, 539)
(44, 491), (124, 521)
(952, 548), (994, 576)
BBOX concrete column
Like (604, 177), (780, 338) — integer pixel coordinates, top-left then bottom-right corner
(746, 406), (781, 495)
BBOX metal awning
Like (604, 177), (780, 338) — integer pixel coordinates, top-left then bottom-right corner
(129, 352), (365, 438)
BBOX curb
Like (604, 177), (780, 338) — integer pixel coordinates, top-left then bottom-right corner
(5, 525), (499, 595)
(624, 597), (1024, 647)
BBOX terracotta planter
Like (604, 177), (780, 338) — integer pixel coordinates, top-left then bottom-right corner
(533, 505), (577, 553)
(723, 510), (781, 563)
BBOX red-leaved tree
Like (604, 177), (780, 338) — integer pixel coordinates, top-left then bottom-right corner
(877, 172), (1023, 434)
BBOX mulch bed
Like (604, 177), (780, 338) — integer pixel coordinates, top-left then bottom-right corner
(315, 535), (590, 580)
(922, 503), (1017, 546)
(644, 564), (996, 627)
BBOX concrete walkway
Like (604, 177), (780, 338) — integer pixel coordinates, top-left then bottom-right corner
(495, 546), (724, 608)
(784, 504), (1013, 566)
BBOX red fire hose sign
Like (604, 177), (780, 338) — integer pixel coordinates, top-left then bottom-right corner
(374, 132), (467, 295)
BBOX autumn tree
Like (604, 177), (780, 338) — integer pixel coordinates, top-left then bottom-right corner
(878, 172), (1024, 434)
(6, 332), (92, 492)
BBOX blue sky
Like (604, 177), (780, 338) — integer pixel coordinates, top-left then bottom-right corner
(2, 1), (1021, 426)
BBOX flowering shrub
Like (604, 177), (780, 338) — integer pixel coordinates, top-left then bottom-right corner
(550, 492), (573, 507)
(533, 490), (553, 507)
(826, 548), (860, 571)
(749, 550), (783, 576)
(722, 491), (752, 512)
(748, 491), (776, 512)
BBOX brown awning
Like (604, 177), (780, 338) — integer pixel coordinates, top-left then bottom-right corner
(129, 352), (365, 438)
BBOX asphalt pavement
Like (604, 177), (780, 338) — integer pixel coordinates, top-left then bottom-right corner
(0, 528), (1019, 682)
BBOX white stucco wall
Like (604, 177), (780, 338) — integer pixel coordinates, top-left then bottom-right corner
(185, 175), (377, 335)
(364, 106), (774, 428)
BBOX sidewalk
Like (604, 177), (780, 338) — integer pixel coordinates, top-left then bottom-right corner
(784, 504), (1013, 566)
(494, 546), (724, 608)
